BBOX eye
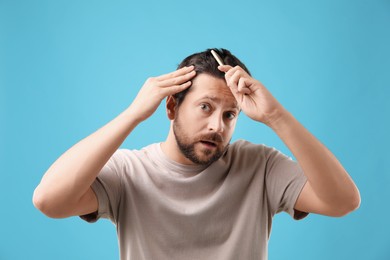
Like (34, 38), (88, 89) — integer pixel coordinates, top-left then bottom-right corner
(225, 111), (236, 120)
(200, 103), (211, 112)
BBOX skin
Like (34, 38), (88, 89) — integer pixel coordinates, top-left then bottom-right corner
(33, 66), (197, 218)
(218, 65), (361, 216)
(33, 63), (360, 219)
(161, 74), (239, 166)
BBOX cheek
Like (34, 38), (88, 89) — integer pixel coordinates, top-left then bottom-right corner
(224, 120), (237, 137)
(181, 117), (204, 134)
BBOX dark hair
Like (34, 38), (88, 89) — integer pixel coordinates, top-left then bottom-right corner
(173, 48), (250, 106)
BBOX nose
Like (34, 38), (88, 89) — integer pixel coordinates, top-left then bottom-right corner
(208, 112), (224, 133)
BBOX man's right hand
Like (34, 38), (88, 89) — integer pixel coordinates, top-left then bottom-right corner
(129, 66), (196, 122)
(33, 65), (196, 219)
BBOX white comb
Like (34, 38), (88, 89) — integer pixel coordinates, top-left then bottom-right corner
(211, 50), (225, 66)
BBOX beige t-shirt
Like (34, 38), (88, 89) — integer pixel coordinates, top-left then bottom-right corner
(81, 140), (308, 260)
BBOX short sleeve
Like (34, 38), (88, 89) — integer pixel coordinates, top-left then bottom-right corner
(265, 147), (308, 220)
(79, 150), (124, 224)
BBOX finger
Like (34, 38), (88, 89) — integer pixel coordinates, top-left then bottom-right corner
(218, 65), (233, 73)
(158, 70), (196, 88)
(157, 66), (195, 81)
(226, 78), (241, 101)
(225, 71), (240, 97)
(160, 80), (192, 96)
(226, 70), (242, 89)
(238, 78), (251, 95)
(224, 65), (250, 79)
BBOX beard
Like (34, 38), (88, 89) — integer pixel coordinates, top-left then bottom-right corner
(173, 117), (229, 166)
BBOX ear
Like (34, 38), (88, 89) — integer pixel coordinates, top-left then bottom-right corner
(166, 95), (177, 120)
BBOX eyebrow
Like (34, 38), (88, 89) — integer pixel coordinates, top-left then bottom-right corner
(196, 96), (240, 111)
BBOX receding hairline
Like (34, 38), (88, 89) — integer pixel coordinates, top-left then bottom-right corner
(186, 74), (240, 110)
(176, 72), (224, 100)
(173, 48), (250, 108)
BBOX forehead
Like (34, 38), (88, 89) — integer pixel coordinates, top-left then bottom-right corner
(185, 74), (238, 108)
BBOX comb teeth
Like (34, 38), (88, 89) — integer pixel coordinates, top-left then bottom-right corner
(211, 50), (225, 66)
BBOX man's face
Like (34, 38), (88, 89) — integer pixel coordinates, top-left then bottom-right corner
(173, 73), (239, 166)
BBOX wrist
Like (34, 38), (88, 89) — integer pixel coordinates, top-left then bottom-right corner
(266, 107), (293, 132)
(122, 105), (145, 125)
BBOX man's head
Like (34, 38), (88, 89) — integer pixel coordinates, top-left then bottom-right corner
(173, 48), (251, 106)
(166, 48), (250, 166)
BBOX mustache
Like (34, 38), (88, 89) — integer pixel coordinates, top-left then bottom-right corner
(197, 132), (224, 143)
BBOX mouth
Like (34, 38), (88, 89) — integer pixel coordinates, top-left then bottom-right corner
(199, 140), (218, 148)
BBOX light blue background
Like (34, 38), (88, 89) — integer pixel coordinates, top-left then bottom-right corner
(1, 0), (389, 259)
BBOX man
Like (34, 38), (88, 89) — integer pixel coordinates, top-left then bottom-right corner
(33, 48), (360, 259)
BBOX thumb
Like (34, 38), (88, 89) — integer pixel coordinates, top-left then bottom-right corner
(218, 65), (233, 73)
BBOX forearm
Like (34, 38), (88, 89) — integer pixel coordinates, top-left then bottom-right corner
(269, 108), (360, 209)
(33, 66), (196, 218)
(218, 64), (360, 215)
(33, 106), (141, 213)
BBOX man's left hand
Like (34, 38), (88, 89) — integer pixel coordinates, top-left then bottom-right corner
(218, 65), (284, 127)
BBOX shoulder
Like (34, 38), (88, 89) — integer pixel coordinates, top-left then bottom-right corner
(109, 144), (154, 166)
(116, 143), (158, 157)
(226, 140), (290, 166)
(224, 140), (264, 165)
(229, 139), (275, 157)
(104, 145), (158, 180)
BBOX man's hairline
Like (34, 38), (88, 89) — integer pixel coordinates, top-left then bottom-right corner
(174, 77), (241, 114)
(175, 72), (226, 108)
